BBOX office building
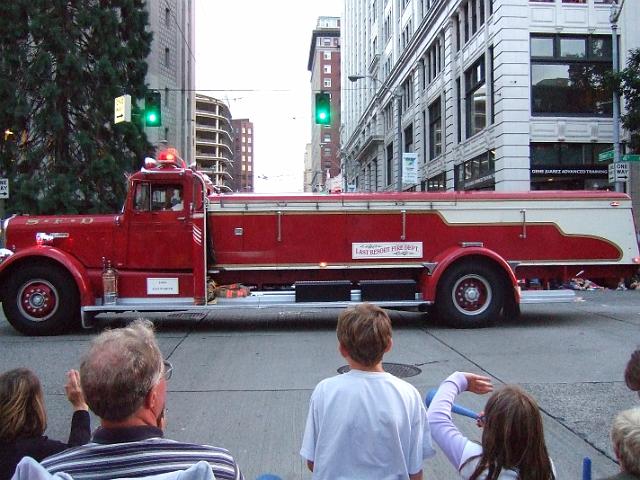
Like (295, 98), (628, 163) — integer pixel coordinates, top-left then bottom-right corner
(341, 0), (639, 215)
(231, 119), (255, 192)
(145, 0), (196, 162)
(195, 94), (233, 191)
(308, 16), (342, 192)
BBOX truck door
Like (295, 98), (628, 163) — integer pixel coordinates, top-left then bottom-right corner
(126, 180), (193, 270)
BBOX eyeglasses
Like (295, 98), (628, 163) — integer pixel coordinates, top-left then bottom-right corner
(163, 360), (173, 381)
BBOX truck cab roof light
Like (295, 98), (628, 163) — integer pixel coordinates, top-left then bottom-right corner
(157, 148), (186, 168)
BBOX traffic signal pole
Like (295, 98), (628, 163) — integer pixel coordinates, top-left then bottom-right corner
(610, 1), (624, 193)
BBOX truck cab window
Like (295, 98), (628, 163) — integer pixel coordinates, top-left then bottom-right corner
(134, 183), (151, 211)
(151, 184), (183, 211)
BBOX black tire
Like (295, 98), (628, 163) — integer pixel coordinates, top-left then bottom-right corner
(436, 261), (505, 328)
(2, 264), (79, 335)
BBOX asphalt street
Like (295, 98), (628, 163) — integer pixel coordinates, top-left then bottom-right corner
(0, 290), (638, 479)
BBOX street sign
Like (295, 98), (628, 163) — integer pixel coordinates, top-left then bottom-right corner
(114, 94), (131, 124)
(0, 178), (8, 199)
(622, 154), (640, 162)
(598, 149), (614, 162)
(608, 162), (629, 184)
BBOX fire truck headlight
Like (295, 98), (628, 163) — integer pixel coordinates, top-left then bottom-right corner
(0, 248), (13, 263)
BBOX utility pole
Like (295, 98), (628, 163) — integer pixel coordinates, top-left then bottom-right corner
(610, 0), (625, 192)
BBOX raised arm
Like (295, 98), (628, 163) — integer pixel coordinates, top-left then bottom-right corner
(426, 372), (492, 469)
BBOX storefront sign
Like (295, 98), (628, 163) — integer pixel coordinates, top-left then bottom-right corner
(531, 167), (607, 176)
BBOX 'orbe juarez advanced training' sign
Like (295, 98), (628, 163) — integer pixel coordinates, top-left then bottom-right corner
(352, 242), (423, 259)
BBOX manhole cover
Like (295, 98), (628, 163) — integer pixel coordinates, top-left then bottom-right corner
(337, 362), (421, 378)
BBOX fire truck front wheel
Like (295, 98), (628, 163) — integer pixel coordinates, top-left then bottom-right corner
(3, 264), (79, 335)
(436, 261), (504, 328)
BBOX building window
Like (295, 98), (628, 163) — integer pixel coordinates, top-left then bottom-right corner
(471, 0), (477, 34)
(531, 142), (612, 166)
(383, 102), (393, 130)
(456, 78), (462, 143)
(386, 143), (394, 186)
(165, 87), (169, 106)
(404, 124), (414, 152)
(324, 65), (331, 74)
(383, 57), (392, 79)
(165, 7), (170, 26)
(164, 47), (170, 66)
(429, 98), (442, 160)
(489, 46), (495, 124)
(324, 51), (331, 60)
(531, 35), (613, 116)
(323, 134), (331, 143)
(454, 151), (495, 191)
(465, 55), (486, 138)
(384, 13), (391, 42)
(424, 36), (443, 85)
(402, 75), (413, 110)
(427, 172), (446, 191)
(323, 79), (331, 88)
(530, 143), (611, 190)
(322, 37), (331, 46)
(323, 148), (331, 157)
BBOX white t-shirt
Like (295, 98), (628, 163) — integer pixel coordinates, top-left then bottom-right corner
(300, 369), (435, 480)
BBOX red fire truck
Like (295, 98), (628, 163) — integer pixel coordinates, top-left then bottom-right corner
(0, 150), (638, 335)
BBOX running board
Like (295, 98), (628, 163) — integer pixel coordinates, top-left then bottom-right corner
(519, 289), (577, 304)
(81, 290), (429, 328)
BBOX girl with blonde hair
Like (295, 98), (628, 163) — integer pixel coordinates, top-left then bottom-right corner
(0, 368), (90, 480)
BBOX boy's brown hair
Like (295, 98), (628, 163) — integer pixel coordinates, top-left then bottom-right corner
(337, 303), (392, 366)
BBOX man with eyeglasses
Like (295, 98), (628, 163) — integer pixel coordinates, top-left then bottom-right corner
(41, 319), (243, 479)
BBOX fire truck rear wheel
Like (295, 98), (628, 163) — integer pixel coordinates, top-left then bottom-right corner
(3, 264), (79, 336)
(436, 261), (504, 328)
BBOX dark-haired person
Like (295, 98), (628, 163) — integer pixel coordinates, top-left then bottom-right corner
(300, 303), (435, 479)
(41, 319), (243, 480)
(427, 372), (556, 480)
(625, 349), (640, 393)
(0, 368), (90, 480)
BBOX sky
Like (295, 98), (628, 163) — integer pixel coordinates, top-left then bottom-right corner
(194, 1), (342, 192)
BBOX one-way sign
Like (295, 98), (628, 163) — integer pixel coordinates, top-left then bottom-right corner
(608, 162), (629, 184)
(0, 178), (8, 199)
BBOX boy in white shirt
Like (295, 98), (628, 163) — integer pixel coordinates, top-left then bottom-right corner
(300, 303), (435, 480)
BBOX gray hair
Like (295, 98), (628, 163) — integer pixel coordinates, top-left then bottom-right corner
(80, 319), (163, 421)
(611, 407), (640, 475)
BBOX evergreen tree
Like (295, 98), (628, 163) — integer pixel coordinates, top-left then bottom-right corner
(618, 49), (640, 153)
(0, 0), (152, 214)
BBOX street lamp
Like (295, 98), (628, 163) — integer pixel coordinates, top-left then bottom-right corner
(348, 75), (403, 192)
